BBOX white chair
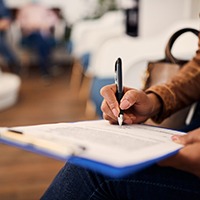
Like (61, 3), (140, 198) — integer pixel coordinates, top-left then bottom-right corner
(88, 19), (199, 79)
(70, 10), (126, 57)
(85, 19), (199, 117)
(69, 10), (126, 96)
(0, 69), (21, 111)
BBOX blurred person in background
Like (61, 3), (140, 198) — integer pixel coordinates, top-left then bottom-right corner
(0, 0), (20, 74)
(17, 1), (58, 78)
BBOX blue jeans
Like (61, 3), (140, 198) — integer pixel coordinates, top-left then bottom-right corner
(41, 163), (200, 200)
(0, 32), (20, 73)
(21, 31), (56, 76)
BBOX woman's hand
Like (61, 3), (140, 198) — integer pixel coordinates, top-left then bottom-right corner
(100, 84), (161, 124)
(159, 128), (200, 177)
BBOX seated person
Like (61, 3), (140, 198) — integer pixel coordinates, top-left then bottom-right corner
(0, 0), (20, 74)
(16, 2), (58, 77)
(40, 32), (200, 199)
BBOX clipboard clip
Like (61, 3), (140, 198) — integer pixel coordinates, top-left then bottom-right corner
(1, 130), (86, 157)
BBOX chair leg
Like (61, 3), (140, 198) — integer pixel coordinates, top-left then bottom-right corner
(69, 58), (84, 97)
(19, 51), (31, 77)
(78, 73), (92, 101)
(84, 99), (97, 119)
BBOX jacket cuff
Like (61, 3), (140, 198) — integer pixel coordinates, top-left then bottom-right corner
(145, 84), (176, 123)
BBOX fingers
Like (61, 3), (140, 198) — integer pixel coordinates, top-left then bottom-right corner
(159, 143), (200, 177)
(100, 84), (119, 118)
(101, 100), (117, 123)
(120, 89), (149, 110)
(101, 85), (152, 124)
(100, 85), (139, 122)
(162, 128), (200, 177)
(120, 89), (138, 110)
(172, 128), (200, 145)
(101, 99), (136, 124)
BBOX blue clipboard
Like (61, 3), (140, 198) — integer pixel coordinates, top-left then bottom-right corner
(0, 136), (180, 178)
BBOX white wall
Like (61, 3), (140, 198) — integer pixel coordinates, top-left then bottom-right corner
(191, 0), (200, 19)
(5, 0), (199, 28)
(138, 0), (195, 37)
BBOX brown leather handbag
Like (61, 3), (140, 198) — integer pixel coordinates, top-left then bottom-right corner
(143, 28), (199, 130)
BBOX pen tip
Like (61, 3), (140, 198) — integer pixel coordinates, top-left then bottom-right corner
(118, 114), (123, 126)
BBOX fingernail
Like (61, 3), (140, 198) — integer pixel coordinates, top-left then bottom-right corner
(120, 99), (130, 109)
(112, 108), (119, 117)
(171, 135), (181, 143)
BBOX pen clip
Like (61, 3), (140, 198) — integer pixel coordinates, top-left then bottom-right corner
(115, 57), (124, 125)
(115, 58), (123, 100)
(115, 60), (118, 85)
(115, 58), (123, 90)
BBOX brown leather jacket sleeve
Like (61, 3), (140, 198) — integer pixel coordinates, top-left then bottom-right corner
(145, 33), (200, 123)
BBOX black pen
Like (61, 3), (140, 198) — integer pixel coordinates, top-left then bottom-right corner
(115, 57), (124, 126)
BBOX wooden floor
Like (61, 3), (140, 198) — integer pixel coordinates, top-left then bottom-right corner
(0, 65), (97, 200)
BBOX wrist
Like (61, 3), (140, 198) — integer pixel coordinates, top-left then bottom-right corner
(147, 92), (163, 117)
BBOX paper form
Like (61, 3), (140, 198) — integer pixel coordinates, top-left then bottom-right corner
(1, 120), (184, 167)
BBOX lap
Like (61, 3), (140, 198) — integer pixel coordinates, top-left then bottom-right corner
(41, 162), (200, 200)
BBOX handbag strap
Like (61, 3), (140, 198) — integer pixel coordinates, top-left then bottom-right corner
(165, 28), (199, 64)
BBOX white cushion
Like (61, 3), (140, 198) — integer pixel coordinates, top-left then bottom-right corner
(0, 73), (21, 111)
